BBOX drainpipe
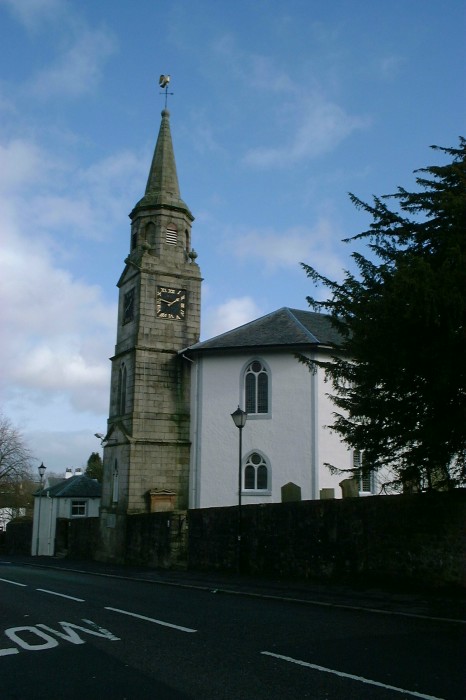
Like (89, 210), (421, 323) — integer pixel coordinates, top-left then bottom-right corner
(310, 360), (319, 500)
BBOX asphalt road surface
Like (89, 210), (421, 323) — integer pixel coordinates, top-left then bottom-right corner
(0, 561), (464, 699)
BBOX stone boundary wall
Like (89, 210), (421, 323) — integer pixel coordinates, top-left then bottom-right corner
(124, 511), (188, 569)
(68, 517), (100, 560)
(5, 518), (33, 555)
(188, 490), (466, 589)
(59, 490), (466, 590)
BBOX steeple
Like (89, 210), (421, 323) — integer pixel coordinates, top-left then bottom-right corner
(131, 109), (193, 220)
(99, 90), (202, 563)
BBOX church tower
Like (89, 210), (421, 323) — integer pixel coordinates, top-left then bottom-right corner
(98, 107), (202, 562)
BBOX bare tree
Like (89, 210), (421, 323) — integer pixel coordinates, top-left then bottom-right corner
(0, 413), (34, 484)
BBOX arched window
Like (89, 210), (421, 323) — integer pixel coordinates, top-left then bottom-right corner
(352, 449), (373, 493)
(112, 459), (119, 504)
(117, 363), (127, 415)
(244, 360), (269, 414)
(243, 452), (270, 491)
(122, 287), (135, 325)
(145, 221), (156, 248)
(131, 226), (138, 250)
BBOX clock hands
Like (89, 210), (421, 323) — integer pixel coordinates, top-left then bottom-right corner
(156, 287), (186, 319)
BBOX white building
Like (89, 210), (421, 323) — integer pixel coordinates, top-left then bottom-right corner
(183, 307), (377, 509)
(32, 475), (101, 556)
(98, 108), (377, 563)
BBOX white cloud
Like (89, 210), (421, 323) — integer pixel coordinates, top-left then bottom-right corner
(187, 114), (227, 156)
(202, 297), (262, 339)
(212, 35), (369, 168)
(241, 53), (295, 93)
(244, 95), (370, 167)
(0, 139), (49, 192)
(1, 0), (116, 99)
(227, 219), (346, 281)
(0, 0), (66, 31)
(24, 428), (103, 473)
(379, 55), (405, 80)
(0, 128), (147, 433)
(213, 35), (295, 93)
(0, 135), (143, 243)
(30, 27), (117, 99)
(13, 342), (108, 393)
(0, 203), (115, 417)
(79, 149), (146, 227)
(31, 194), (97, 236)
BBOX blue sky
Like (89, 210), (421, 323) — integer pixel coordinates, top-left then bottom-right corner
(1, 0), (464, 473)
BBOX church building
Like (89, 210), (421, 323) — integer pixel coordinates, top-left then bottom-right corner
(98, 105), (376, 562)
(182, 306), (375, 509)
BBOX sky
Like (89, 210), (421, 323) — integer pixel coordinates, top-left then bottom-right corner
(0, 0), (464, 474)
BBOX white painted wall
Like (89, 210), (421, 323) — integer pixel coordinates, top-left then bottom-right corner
(31, 494), (57, 556)
(189, 349), (354, 509)
(31, 494), (100, 556)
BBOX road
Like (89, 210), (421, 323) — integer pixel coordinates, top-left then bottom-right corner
(0, 560), (464, 699)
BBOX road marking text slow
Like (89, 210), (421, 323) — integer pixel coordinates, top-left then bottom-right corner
(0, 619), (119, 656)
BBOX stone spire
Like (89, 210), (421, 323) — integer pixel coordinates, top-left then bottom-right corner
(131, 109), (193, 220)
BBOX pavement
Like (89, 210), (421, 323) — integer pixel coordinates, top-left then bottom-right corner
(1, 554), (465, 623)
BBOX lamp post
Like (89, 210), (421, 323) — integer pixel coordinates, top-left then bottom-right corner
(35, 462), (46, 556)
(231, 406), (247, 573)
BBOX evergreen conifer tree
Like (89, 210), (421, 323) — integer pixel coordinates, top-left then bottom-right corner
(301, 139), (466, 492)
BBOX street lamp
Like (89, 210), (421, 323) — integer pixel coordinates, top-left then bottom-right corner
(35, 463), (46, 556)
(231, 406), (247, 573)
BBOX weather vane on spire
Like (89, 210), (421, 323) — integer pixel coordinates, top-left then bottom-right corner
(159, 75), (173, 109)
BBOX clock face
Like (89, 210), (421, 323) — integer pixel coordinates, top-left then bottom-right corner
(123, 287), (135, 324)
(156, 286), (187, 320)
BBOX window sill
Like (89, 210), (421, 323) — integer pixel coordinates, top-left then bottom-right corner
(242, 490), (271, 497)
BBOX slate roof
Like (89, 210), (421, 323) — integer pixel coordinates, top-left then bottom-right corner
(184, 307), (343, 355)
(35, 475), (101, 498)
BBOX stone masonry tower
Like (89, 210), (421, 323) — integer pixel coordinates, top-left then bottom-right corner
(98, 108), (202, 562)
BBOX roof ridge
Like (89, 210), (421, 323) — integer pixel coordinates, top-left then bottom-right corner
(35, 474), (101, 498)
(285, 308), (319, 343)
(186, 307), (288, 351)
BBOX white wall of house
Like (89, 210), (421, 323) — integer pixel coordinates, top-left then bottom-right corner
(189, 350), (353, 509)
(31, 494), (57, 556)
(31, 494), (100, 556)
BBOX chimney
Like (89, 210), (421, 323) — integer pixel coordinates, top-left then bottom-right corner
(65, 468), (73, 479)
(75, 468), (83, 476)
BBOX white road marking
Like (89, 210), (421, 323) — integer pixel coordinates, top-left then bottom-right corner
(0, 620), (120, 657)
(0, 647), (19, 657)
(38, 620), (120, 642)
(0, 578), (27, 587)
(36, 588), (84, 602)
(5, 626), (59, 651)
(105, 606), (197, 633)
(261, 651), (446, 700)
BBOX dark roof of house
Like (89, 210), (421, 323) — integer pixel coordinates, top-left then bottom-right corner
(184, 307), (342, 355)
(35, 475), (101, 498)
